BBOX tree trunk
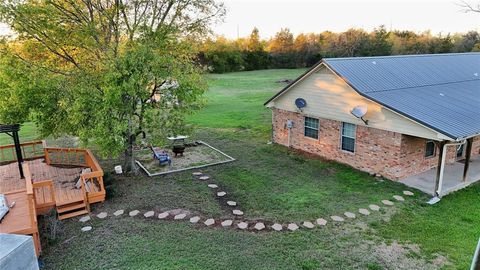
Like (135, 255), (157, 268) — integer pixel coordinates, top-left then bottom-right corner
(123, 133), (138, 174)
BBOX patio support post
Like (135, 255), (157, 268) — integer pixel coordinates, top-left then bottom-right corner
(12, 130), (25, 179)
(434, 141), (446, 196)
(463, 138), (473, 182)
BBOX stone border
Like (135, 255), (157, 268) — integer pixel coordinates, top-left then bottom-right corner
(135, 141), (236, 177)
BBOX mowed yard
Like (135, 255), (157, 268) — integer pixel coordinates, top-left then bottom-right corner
(2, 69), (479, 269)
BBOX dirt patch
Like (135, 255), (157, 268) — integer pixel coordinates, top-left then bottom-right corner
(135, 142), (234, 175)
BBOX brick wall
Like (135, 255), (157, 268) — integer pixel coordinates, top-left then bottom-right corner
(272, 108), (480, 181)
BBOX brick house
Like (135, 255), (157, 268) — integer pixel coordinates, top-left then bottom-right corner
(265, 53), (480, 197)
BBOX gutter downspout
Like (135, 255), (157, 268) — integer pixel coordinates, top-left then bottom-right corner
(435, 140), (466, 197)
(471, 237), (480, 270)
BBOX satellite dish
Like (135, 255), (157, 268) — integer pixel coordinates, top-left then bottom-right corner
(350, 105), (369, 125)
(295, 98), (307, 109)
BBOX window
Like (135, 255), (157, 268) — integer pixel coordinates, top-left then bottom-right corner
(304, 117), (319, 139)
(425, 140), (435, 158)
(457, 144), (464, 158)
(341, 122), (356, 152)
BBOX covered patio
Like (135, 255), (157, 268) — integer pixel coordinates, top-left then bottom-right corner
(401, 138), (480, 197)
(401, 155), (480, 196)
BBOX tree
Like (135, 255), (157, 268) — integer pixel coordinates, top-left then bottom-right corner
(0, 0), (225, 172)
(368, 26), (392, 56)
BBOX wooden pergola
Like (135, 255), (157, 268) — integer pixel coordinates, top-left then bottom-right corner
(0, 124), (24, 178)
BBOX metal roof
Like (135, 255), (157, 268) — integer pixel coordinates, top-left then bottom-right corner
(322, 53), (480, 140)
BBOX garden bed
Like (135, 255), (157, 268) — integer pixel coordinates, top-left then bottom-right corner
(135, 141), (235, 176)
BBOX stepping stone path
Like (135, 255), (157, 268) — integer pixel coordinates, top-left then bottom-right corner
(359, 208), (370, 216)
(221, 220), (233, 227)
(144, 211), (155, 218)
(302, 221), (315, 229)
(204, 219), (215, 226)
(226, 201), (237, 206)
(403, 190), (414, 196)
(217, 191), (226, 197)
(344, 212), (356, 219)
(316, 218), (327, 226)
(158, 212), (169, 219)
(369, 204), (380, 211)
(331, 215), (345, 222)
(81, 226), (92, 232)
(393, 195), (405, 201)
(254, 222), (265, 231)
(129, 210), (140, 217)
(190, 216), (201, 223)
(79, 216), (91, 223)
(287, 223), (299, 231)
(113, 210), (124, 216)
(271, 223), (283, 231)
(192, 172), (203, 176)
(232, 210), (244, 216)
(97, 212), (108, 219)
(237, 222), (248, 230)
(199, 176), (210, 180)
(382, 200), (394, 206)
(207, 184), (218, 189)
(174, 213), (187, 220)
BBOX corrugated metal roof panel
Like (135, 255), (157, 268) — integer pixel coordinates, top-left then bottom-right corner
(323, 53), (480, 140)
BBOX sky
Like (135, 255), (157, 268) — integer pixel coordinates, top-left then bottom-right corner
(213, 0), (480, 39)
(1, 0), (479, 38)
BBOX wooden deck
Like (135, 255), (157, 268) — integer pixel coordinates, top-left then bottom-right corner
(0, 159), (85, 204)
(0, 141), (106, 256)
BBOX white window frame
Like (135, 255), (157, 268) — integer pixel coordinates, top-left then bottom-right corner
(304, 117), (319, 140)
(341, 122), (356, 153)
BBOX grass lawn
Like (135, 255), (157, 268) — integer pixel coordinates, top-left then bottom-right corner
(13, 69), (480, 269)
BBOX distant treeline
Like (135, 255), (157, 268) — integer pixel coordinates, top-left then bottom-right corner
(198, 26), (480, 73)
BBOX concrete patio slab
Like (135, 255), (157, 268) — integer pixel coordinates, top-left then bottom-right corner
(400, 156), (480, 196)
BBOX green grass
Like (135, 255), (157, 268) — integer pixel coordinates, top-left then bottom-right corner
(188, 69), (306, 132)
(15, 69), (479, 269)
(0, 122), (40, 145)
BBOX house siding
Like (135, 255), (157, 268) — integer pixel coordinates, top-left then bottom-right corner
(272, 108), (480, 181)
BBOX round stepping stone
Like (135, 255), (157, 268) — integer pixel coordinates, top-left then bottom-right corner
(254, 222), (265, 231)
(359, 208), (370, 215)
(217, 191), (226, 197)
(81, 226), (92, 232)
(287, 223), (299, 231)
(403, 190), (414, 196)
(331, 215), (345, 222)
(393, 195), (405, 201)
(97, 212), (108, 219)
(369, 204), (380, 211)
(113, 210), (124, 216)
(207, 184), (218, 189)
(199, 176), (210, 180)
(232, 209), (244, 216)
(382, 200), (394, 206)
(226, 201), (237, 206)
(174, 213), (187, 220)
(189, 216), (200, 223)
(157, 212), (169, 219)
(129, 210), (140, 217)
(344, 212), (356, 219)
(316, 218), (327, 226)
(237, 222), (248, 230)
(192, 172), (203, 176)
(221, 220), (233, 227)
(271, 223), (283, 231)
(144, 211), (155, 218)
(302, 221), (315, 229)
(204, 218), (215, 226)
(79, 216), (91, 223)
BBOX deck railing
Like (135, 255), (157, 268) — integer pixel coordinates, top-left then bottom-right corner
(0, 140), (44, 164)
(44, 146), (105, 204)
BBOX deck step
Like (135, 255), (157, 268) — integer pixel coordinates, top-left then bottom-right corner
(58, 209), (89, 220)
(56, 198), (84, 207)
(57, 202), (87, 213)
